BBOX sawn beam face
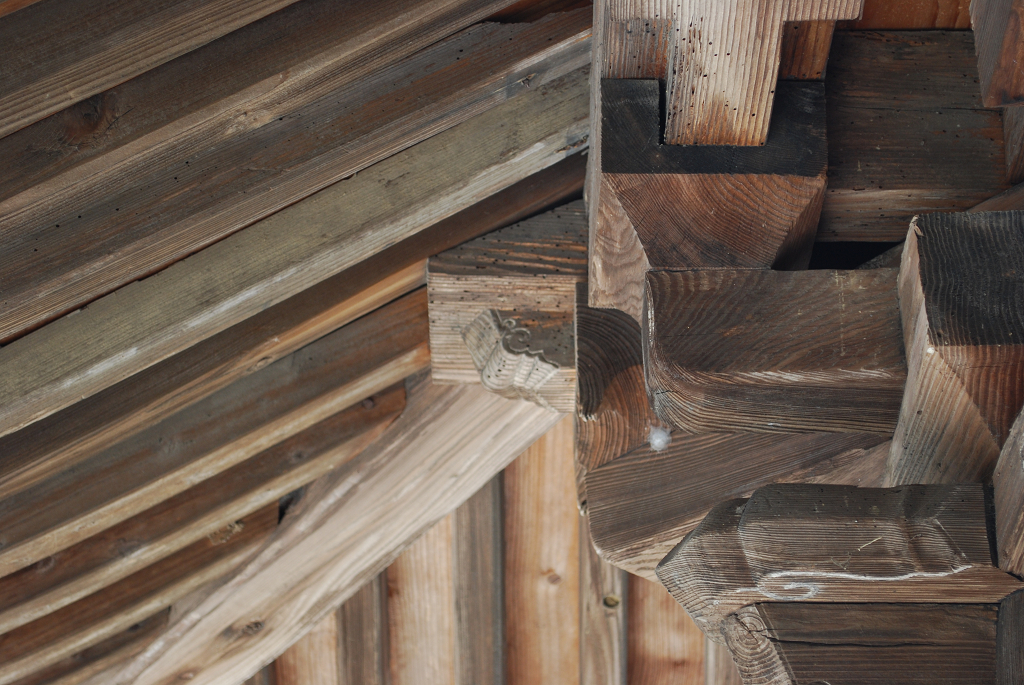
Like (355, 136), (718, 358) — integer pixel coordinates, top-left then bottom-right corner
(642, 268), (907, 435)
(886, 211), (1024, 485)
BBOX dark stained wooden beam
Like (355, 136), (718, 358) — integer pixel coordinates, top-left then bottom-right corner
(885, 211), (1024, 485)
(643, 268), (906, 435)
(995, 408), (1024, 577)
(971, 0), (1024, 107)
(819, 31), (1010, 241)
(0, 9), (590, 348)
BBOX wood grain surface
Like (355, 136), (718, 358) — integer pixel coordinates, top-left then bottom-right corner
(971, 0), (1024, 106)
(886, 212), (1024, 485)
(580, 514), (626, 685)
(643, 268), (906, 434)
(819, 31), (1010, 241)
(995, 409), (1024, 577)
(840, 0), (970, 27)
(275, 612), (340, 685)
(338, 577), (388, 685)
(627, 576), (704, 685)
(998, 590), (1024, 684)
(505, 416), (580, 685)
(1003, 105), (1024, 185)
(114, 383), (563, 685)
(0, 64), (589, 440)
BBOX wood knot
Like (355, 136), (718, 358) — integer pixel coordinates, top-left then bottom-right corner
(243, 620), (264, 635)
(61, 92), (120, 147)
(208, 521), (244, 545)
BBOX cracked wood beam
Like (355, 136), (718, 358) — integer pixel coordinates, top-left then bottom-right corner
(885, 211), (1024, 485)
(643, 268), (906, 435)
(429, 201), (587, 411)
(656, 484), (1024, 642)
(0, 58), (590, 440)
(590, 79), (827, 317)
(113, 381), (563, 685)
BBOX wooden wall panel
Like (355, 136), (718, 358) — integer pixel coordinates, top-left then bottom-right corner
(275, 613), (340, 685)
(387, 516), (457, 685)
(505, 415), (580, 685)
(840, 0), (971, 28)
(627, 577), (704, 685)
(338, 576), (389, 685)
(580, 515), (627, 685)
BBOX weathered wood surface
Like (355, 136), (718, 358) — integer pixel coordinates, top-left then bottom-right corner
(0, 64), (590, 440)
(0, 506), (276, 685)
(840, 0), (970, 27)
(0, 292), (426, 577)
(971, 0), (1024, 106)
(453, 477), (505, 685)
(275, 612), (340, 685)
(627, 577), (704, 685)
(387, 515), (457, 685)
(429, 200), (587, 411)
(6, 610), (169, 685)
(338, 576), (388, 685)
(756, 602), (1000, 684)
(995, 409), (1024, 577)
(0, 384), (403, 635)
(1003, 105), (1024, 185)
(886, 212), (1024, 485)
(819, 31), (1010, 241)
(505, 416), (580, 685)
(580, 514), (626, 685)
(660, 0), (861, 146)
(0, 151), (583, 503)
(778, 20), (836, 79)
(113, 382), (563, 685)
(0, 10), (590, 348)
(998, 590), (1024, 684)
(643, 268), (906, 435)
(704, 640), (743, 685)
(0, 0), (516, 205)
(585, 434), (889, 578)
(657, 484), (1024, 642)
(0, 0), (304, 139)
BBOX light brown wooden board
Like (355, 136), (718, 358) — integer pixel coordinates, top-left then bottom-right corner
(0, 292), (426, 577)
(0, 0), (304, 138)
(275, 612), (340, 685)
(114, 383), (563, 685)
(643, 268), (906, 434)
(0, 151), (583, 504)
(387, 515), (457, 685)
(505, 416), (580, 685)
(580, 514), (626, 685)
(886, 212), (1024, 485)
(0, 506), (276, 685)
(0, 64), (590, 441)
(704, 639), (743, 685)
(627, 576), (703, 685)
(0, 10), (590, 348)
(839, 0), (970, 27)
(819, 31), (1010, 241)
(0, 384), (403, 635)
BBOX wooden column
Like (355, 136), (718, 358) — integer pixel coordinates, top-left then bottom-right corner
(886, 211), (1024, 485)
(627, 576), (704, 685)
(505, 416), (580, 685)
(580, 514), (627, 685)
(275, 612), (340, 685)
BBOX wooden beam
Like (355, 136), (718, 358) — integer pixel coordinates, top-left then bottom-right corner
(453, 477), (505, 685)
(0, 0), (305, 138)
(626, 576), (704, 685)
(113, 382), (563, 685)
(1003, 106), (1024, 185)
(656, 484), (1023, 643)
(0, 9), (590, 348)
(0, 63), (589, 440)
(0, 292), (426, 576)
(886, 212), (1024, 485)
(275, 612), (340, 685)
(971, 0), (1024, 106)
(643, 268), (906, 434)
(819, 31), (1010, 241)
(338, 576), (388, 685)
(0, 151), (583, 502)
(386, 516), (457, 685)
(660, 0), (861, 146)
(580, 513), (626, 685)
(0, 384), (403, 635)
(995, 408), (1024, 576)
(0, 506), (276, 685)
(505, 416), (580, 685)
(591, 79), (827, 316)
(429, 200), (587, 411)
(778, 20), (836, 80)
(840, 0), (970, 28)
(998, 590), (1024, 683)
(585, 435), (890, 578)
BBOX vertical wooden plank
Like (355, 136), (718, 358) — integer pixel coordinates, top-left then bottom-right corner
(627, 576), (704, 685)
(338, 575), (389, 685)
(1004, 106), (1024, 185)
(387, 515), (457, 685)
(245, 666), (277, 685)
(275, 612), (340, 685)
(998, 589), (1024, 685)
(704, 640), (743, 685)
(453, 476), (505, 685)
(505, 415), (580, 685)
(580, 514), (627, 685)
